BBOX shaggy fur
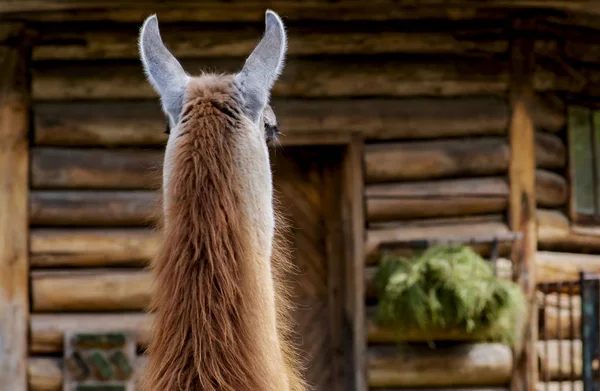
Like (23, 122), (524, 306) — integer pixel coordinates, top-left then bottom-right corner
(141, 76), (308, 391)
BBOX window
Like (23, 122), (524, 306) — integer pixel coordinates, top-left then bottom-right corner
(568, 106), (600, 224)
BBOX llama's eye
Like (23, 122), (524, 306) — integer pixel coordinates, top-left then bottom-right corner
(265, 124), (280, 143)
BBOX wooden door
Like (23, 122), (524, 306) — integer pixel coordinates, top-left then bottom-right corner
(272, 146), (345, 391)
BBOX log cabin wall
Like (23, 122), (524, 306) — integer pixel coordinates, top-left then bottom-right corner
(5, 7), (595, 391)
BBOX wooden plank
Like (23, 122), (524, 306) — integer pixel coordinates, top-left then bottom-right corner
(536, 209), (600, 253)
(31, 147), (162, 189)
(366, 215), (510, 264)
(28, 356), (147, 391)
(567, 106), (595, 220)
(536, 251), (600, 284)
(368, 343), (513, 388)
(0, 22), (31, 391)
(32, 25), (509, 60)
(30, 313), (151, 353)
(0, 2), (510, 23)
(341, 135), (367, 391)
(508, 32), (538, 391)
(364, 133), (565, 183)
(30, 190), (158, 226)
(365, 170), (566, 221)
(31, 269), (152, 312)
(366, 177), (508, 221)
(33, 97), (513, 146)
(32, 57), (510, 100)
(30, 228), (158, 268)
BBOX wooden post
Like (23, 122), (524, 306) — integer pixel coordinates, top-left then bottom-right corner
(508, 21), (538, 391)
(342, 134), (366, 391)
(0, 23), (32, 391)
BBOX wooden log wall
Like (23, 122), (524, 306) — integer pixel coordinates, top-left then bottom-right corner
(24, 14), (597, 391)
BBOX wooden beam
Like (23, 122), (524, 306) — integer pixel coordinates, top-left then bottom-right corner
(32, 57), (510, 100)
(33, 97), (514, 146)
(366, 214), (510, 264)
(30, 190), (158, 226)
(368, 343), (513, 388)
(31, 269), (152, 312)
(31, 147), (162, 190)
(30, 228), (158, 268)
(342, 135), (367, 391)
(32, 25), (509, 61)
(364, 132), (565, 183)
(508, 27), (538, 391)
(0, 23), (32, 391)
(0, 2), (510, 23)
(365, 170), (566, 221)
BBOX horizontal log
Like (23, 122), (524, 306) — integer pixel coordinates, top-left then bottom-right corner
(537, 209), (600, 253)
(366, 177), (508, 221)
(31, 269), (151, 311)
(33, 26), (509, 60)
(536, 251), (600, 284)
(30, 228), (158, 268)
(364, 132), (565, 183)
(366, 170), (566, 221)
(30, 190), (158, 226)
(0, 2), (512, 23)
(31, 147), (162, 189)
(34, 97), (513, 146)
(32, 57), (510, 100)
(28, 356), (147, 391)
(538, 340), (582, 381)
(30, 312), (151, 353)
(366, 215), (510, 264)
(368, 343), (512, 387)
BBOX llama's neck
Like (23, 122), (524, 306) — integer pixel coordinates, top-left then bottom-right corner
(142, 112), (289, 391)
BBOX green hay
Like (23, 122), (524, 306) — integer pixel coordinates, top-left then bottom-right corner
(374, 244), (526, 345)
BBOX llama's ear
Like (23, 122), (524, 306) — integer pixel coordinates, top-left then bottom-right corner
(139, 14), (189, 125)
(235, 10), (287, 123)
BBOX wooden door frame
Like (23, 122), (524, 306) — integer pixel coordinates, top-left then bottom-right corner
(283, 132), (366, 391)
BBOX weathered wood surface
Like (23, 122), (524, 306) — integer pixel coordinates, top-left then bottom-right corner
(0, 22), (31, 391)
(34, 97), (517, 145)
(509, 34), (539, 391)
(0, 1), (514, 22)
(364, 132), (565, 183)
(30, 228), (158, 268)
(366, 170), (566, 221)
(28, 356), (147, 391)
(536, 251), (600, 283)
(31, 269), (151, 311)
(368, 343), (513, 388)
(33, 26), (510, 60)
(30, 190), (158, 226)
(537, 209), (600, 253)
(30, 313), (151, 353)
(32, 57), (510, 100)
(31, 147), (162, 189)
(537, 340), (582, 381)
(366, 215), (510, 264)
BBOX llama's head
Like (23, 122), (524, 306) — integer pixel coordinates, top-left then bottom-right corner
(139, 10), (286, 251)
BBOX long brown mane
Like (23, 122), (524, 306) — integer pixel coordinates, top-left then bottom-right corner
(141, 78), (307, 391)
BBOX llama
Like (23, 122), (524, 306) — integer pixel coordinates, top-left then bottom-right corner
(138, 10), (308, 391)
